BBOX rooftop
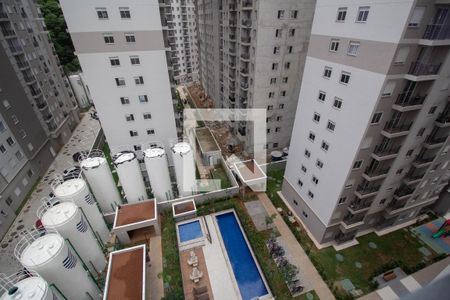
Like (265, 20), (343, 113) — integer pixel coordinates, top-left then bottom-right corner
(115, 200), (156, 227)
(195, 127), (220, 153)
(234, 160), (266, 182)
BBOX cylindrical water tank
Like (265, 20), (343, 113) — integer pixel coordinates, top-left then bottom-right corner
(15, 229), (101, 300)
(143, 147), (173, 202)
(171, 142), (196, 197)
(68, 74), (91, 109)
(113, 151), (147, 203)
(38, 202), (106, 275)
(52, 178), (109, 244)
(80, 150), (121, 213)
(0, 271), (54, 300)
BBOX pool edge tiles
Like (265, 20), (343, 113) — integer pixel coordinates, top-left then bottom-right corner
(176, 218), (206, 250)
(215, 210), (271, 300)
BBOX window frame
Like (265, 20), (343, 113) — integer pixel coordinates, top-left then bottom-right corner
(336, 7), (347, 22)
(356, 6), (370, 23)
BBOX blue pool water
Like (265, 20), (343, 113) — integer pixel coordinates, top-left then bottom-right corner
(178, 220), (202, 243)
(216, 212), (268, 300)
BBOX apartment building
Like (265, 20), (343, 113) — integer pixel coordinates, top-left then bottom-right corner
(282, 0), (450, 246)
(161, 0), (199, 84)
(0, 0), (80, 237)
(196, 0), (315, 153)
(60, 0), (178, 152)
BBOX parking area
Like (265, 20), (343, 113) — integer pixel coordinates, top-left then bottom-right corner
(0, 108), (101, 274)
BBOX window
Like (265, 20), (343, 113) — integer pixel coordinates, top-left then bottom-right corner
(275, 127), (281, 132)
(134, 145), (141, 151)
(115, 77), (125, 86)
(321, 140), (329, 151)
(109, 57), (120, 66)
(275, 29), (281, 38)
(309, 132), (316, 141)
(382, 81), (396, 97)
(338, 197), (346, 204)
(270, 78), (277, 84)
(312, 176), (319, 185)
(276, 116), (282, 121)
(120, 97), (130, 105)
(272, 63), (278, 70)
(409, 6), (425, 27)
(291, 10), (298, 19)
(336, 7), (347, 21)
(134, 76), (144, 85)
(347, 41), (360, 56)
(284, 62), (290, 69)
(394, 47), (409, 64)
(15, 150), (23, 160)
(313, 112), (321, 123)
(316, 159), (323, 169)
(301, 165), (307, 173)
(288, 28), (295, 37)
(96, 8), (108, 19)
(19, 130), (26, 139)
(0, 145), (6, 153)
(139, 95), (148, 103)
(143, 113), (152, 120)
(417, 127), (425, 137)
(277, 10), (285, 19)
(125, 114), (135, 122)
(428, 106), (437, 114)
(340, 71), (351, 84)
(323, 67), (332, 78)
(267, 105), (273, 111)
(279, 103), (285, 109)
(371, 112), (383, 124)
(273, 46), (280, 54)
(273, 143), (279, 148)
(333, 97), (343, 109)
(297, 179), (303, 187)
(329, 39), (339, 52)
(5, 197), (12, 206)
(406, 149), (414, 157)
(147, 129), (155, 135)
(304, 149), (311, 158)
(0, 121), (5, 132)
(11, 115), (19, 124)
(103, 34), (114, 44)
(130, 56), (140, 65)
(308, 191), (314, 199)
(327, 120), (336, 132)
(27, 169), (33, 178)
(6, 137), (14, 146)
(268, 92), (274, 98)
(129, 130), (138, 137)
(318, 91), (326, 102)
(353, 160), (363, 169)
(119, 7), (131, 19)
(356, 6), (370, 22)
(125, 33), (136, 43)
(282, 77), (288, 83)
(288, 46), (293, 53)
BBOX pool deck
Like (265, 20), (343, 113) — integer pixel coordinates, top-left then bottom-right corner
(180, 247), (214, 300)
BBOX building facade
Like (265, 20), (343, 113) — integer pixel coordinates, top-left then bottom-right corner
(161, 0), (199, 84)
(60, 0), (178, 153)
(282, 0), (450, 245)
(196, 0), (315, 153)
(0, 0), (80, 237)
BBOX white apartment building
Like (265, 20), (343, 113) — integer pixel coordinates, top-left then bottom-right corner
(60, 0), (178, 152)
(161, 0), (199, 84)
(196, 0), (315, 153)
(283, 0), (450, 245)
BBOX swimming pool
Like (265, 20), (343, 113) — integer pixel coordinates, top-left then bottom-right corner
(216, 212), (269, 300)
(178, 220), (203, 243)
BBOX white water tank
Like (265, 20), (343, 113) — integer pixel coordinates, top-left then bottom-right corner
(68, 74), (91, 109)
(113, 151), (147, 203)
(0, 271), (54, 300)
(80, 150), (121, 213)
(171, 142), (196, 197)
(52, 178), (109, 244)
(143, 147), (173, 202)
(15, 229), (101, 300)
(38, 202), (106, 275)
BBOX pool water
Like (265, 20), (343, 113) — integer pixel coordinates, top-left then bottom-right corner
(178, 220), (202, 243)
(216, 212), (268, 300)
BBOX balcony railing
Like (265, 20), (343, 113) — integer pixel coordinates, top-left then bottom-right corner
(423, 24), (450, 40)
(394, 185), (414, 198)
(241, 19), (252, 27)
(241, 36), (251, 44)
(404, 172), (425, 183)
(436, 111), (450, 125)
(241, 53), (250, 60)
(364, 166), (390, 178)
(242, 0), (253, 8)
(356, 184), (381, 195)
(413, 155), (434, 166)
(395, 93), (425, 107)
(348, 200), (371, 212)
(373, 144), (401, 157)
(343, 214), (365, 226)
(1, 27), (15, 37)
(408, 61), (442, 76)
(387, 199), (407, 211)
(425, 135), (447, 146)
(383, 121), (412, 134)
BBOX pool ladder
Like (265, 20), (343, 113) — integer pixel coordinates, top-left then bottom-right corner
(202, 216), (212, 244)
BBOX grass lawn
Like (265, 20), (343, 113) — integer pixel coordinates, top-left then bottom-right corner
(265, 162), (443, 297)
(210, 166), (232, 189)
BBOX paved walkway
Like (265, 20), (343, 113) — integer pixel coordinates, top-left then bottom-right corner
(256, 193), (335, 300)
(146, 234), (164, 300)
(0, 108), (101, 274)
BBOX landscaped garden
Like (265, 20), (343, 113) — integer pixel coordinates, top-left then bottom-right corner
(265, 162), (446, 298)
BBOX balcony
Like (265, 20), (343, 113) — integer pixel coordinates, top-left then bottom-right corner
(240, 68), (249, 76)
(403, 172), (425, 185)
(229, 48), (236, 56)
(413, 155), (434, 168)
(435, 111), (450, 127)
(242, 0), (253, 9)
(341, 214), (365, 230)
(384, 199), (408, 215)
(424, 135), (447, 149)
(229, 96), (235, 103)
(381, 121), (412, 138)
(36, 102), (48, 110)
(372, 144), (401, 161)
(23, 74), (36, 84)
(392, 93), (425, 111)
(240, 82), (249, 90)
(43, 114), (54, 123)
(407, 61), (441, 80)
(0, 26), (15, 37)
(422, 24), (450, 41)
(241, 53), (250, 61)
(241, 36), (251, 45)
(394, 185), (415, 200)
(362, 166), (390, 181)
(348, 200), (371, 214)
(229, 34), (236, 41)
(241, 19), (252, 28)
(355, 184), (381, 199)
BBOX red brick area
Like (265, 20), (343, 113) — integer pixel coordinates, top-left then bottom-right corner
(180, 247), (214, 300)
(116, 200), (155, 226)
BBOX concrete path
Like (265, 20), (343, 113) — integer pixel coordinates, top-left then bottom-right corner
(256, 193), (335, 300)
(146, 235), (164, 300)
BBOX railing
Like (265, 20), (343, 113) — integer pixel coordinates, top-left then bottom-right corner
(240, 68), (249, 74)
(356, 184), (381, 195)
(242, 0), (253, 8)
(241, 36), (251, 43)
(241, 53), (250, 60)
(229, 96), (235, 102)
(1, 27), (15, 37)
(364, 166), (390, 177)
(423, 24), (450, 40)
(241, 19), (252, 27)
(240, 82), (249, 89)
(36, 102), (48, 110)
(395, 93), (425, 106)
(408, 61), (442, 76)
(404, 172), (425, 182)
(349, 201), (371, 211)
(387, 199), (407, 210)
(8, 44), (23, 53)
(414, 155), (434, 165)
(436, 111), (450, 124)
(0, 11), (8, 18)
(394, 185), (414, 198)
(373, 144), (401, 157)
(383, 121), (412, 133)
(343, 214), (365, 225)
(16, 60), (29, 69)
(425, 135), (447, 145)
